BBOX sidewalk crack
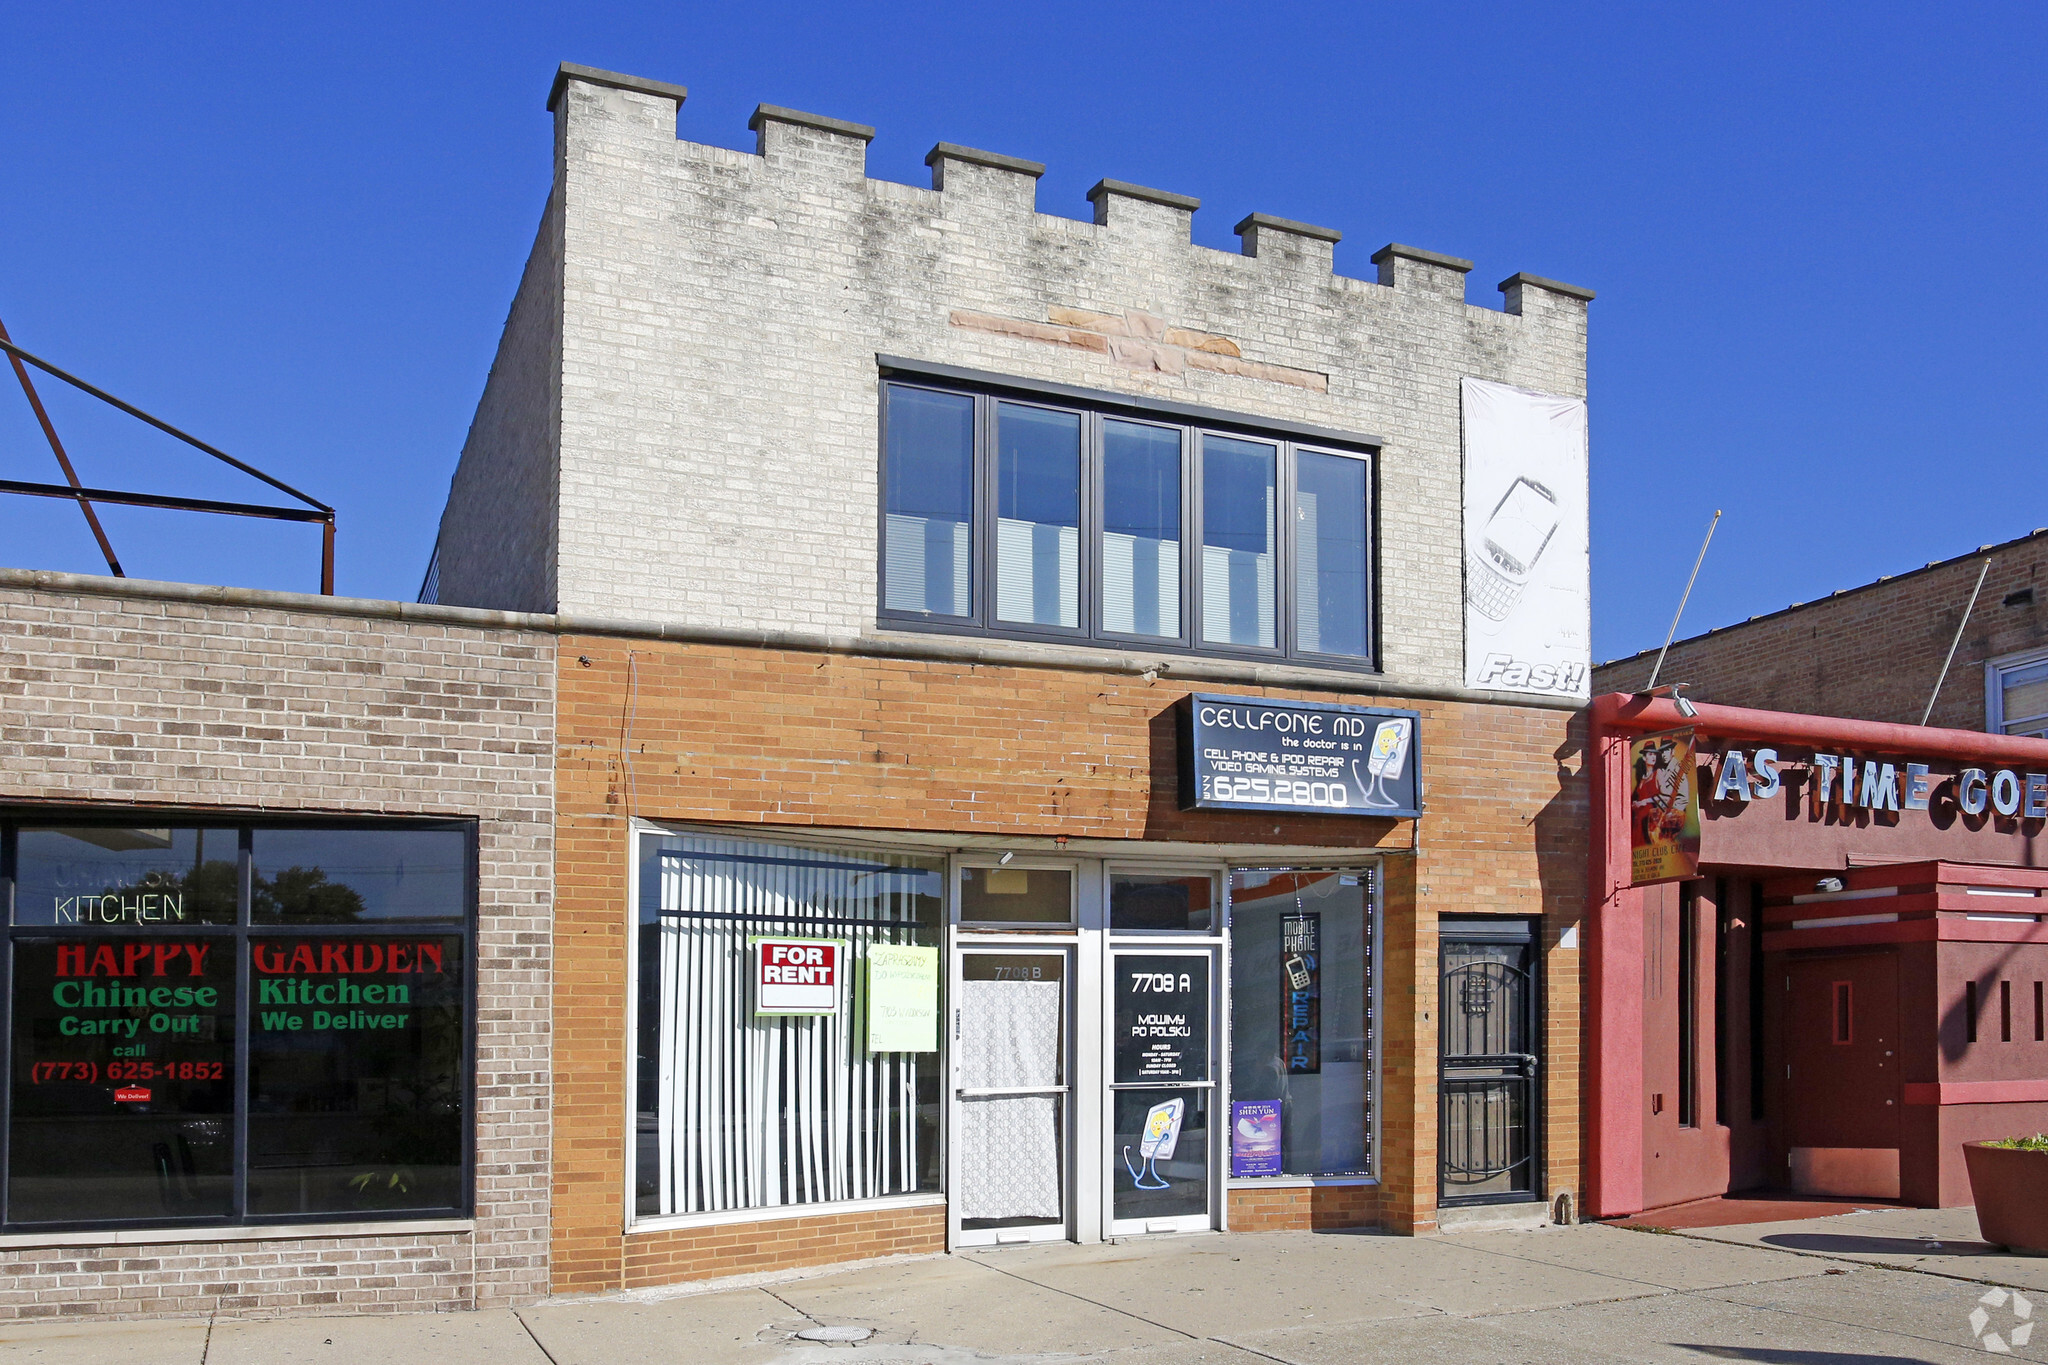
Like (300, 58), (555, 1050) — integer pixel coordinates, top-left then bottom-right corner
(514, 1307), (565, 1365)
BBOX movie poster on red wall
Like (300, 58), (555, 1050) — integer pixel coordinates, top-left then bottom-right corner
(1629, 727), (1701, 885)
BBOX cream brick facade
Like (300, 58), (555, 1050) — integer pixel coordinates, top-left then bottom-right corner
(433, 66), (1590, 695)
(0, 572), (554, 1318)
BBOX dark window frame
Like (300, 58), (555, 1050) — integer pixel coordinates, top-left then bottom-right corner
(0, 813), (477, 1234)
(877, 371), (1382, 671)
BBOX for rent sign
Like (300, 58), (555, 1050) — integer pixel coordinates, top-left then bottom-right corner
(753, 937), (846, 1016)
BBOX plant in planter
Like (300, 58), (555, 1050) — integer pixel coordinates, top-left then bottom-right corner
(1965, 1134), (2048, 1255)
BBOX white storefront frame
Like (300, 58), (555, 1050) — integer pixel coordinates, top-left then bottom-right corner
(622, 821), (1381, 1243)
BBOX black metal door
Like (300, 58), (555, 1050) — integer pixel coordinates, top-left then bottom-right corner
(1438, 925), (1539, 1205)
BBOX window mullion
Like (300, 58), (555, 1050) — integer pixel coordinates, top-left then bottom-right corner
(1186, 431), (1204, 651)
(1082, 412), (1100, 640)
(1278, 444), (1298, 659)
(977, 393), (995, 629)
(233, 828), (252, 1220)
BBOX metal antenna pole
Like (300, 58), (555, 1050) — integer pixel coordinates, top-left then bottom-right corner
(0, 315), (123, 576)
(1646, 510), (1722, 690)
(1921, 558), (1992, 727)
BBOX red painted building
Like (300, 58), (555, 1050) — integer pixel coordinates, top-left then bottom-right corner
(1587, 692), (2048, 1217)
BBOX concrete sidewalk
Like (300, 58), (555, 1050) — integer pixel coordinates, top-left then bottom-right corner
(0, 1211), (2037, 1364)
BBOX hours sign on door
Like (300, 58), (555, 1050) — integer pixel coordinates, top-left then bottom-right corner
(1114, 955), (1210, 1083)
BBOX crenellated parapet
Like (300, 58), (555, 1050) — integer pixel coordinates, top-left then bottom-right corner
(436, 60), (1594, 684)
(542, 63), (1592, 319)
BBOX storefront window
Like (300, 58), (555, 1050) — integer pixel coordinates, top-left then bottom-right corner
(14, 827), (238, 926)
(1, 821), (474, 1229)
(635, 833), (944, 1219)
(1226, 869), (1374, 1178)
(247, 935), (465, 1216)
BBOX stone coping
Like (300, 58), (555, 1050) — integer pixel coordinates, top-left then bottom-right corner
(549, 62), (687, 112)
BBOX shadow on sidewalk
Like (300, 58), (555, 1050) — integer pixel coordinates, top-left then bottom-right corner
(1757, 1231), (1996, 1257)
(1671, 1349), (1944, 1364)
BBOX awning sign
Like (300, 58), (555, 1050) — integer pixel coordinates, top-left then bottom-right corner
(752, 937), (846, 1016)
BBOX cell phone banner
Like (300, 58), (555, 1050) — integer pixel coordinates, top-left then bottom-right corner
(1230, 1100), (1283, 1178)
(1630, 727), (1702, 885)
(1461, 377), (1590, 698)
(1179, 694), (1421, 818)
(1281, 913), (1321, 1075)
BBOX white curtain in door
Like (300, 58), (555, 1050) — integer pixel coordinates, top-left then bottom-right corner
(954, 979), (1063, 1221)
(653, 835), (937, 1215)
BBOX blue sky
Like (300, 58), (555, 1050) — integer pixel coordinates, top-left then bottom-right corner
(2, 2), (2042, 660)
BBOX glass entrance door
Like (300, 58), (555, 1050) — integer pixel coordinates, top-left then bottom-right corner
(1105, 945), (1219, 1234)
(949, 947), (1072, 1246)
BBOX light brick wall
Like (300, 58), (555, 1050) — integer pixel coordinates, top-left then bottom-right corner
(550, 636), (1583, 1285)
(0, 577), (555, 1318)
(437, 71), (1590, 696)
(432, 189), (564, 614)
(0, 1233), (476, 1319)
(1595, 532), (2048, 730)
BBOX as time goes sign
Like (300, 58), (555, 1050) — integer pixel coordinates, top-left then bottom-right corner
(1708, 746), (2048, 821)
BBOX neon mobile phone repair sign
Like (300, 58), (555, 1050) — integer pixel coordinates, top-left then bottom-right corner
(752, 937), (847, 1015)
(1177, 694), (1422, 818)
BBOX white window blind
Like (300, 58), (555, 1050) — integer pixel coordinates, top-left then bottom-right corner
(883, 513), (971, 617)
(647, 836), (941, 1216)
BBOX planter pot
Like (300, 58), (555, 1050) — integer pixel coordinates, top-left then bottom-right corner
(1964, 1141), (2048, 1255)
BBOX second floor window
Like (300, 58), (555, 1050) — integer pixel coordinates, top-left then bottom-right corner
(880, 380), (1376, 667)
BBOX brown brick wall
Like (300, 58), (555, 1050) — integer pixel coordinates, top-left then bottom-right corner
(1228, 1184), (1380, 1231)
(1595, 534), (2048, 730)
(0, 583), (556, 1318)
(552, 636), (1584, 1287)
(621, 1205), (943, 1289)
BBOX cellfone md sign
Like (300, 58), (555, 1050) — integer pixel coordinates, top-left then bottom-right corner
(1178, 694), (1422, 818)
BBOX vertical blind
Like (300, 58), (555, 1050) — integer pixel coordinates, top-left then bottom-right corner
(650, 835), (940, 1216)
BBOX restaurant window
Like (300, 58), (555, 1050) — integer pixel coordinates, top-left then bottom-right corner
(1, 820), (473, 1230)
(1987, 649), (2048, 738)
(879, 378), (1376, 668)
(633, 832), (944, 1220)
(1226, 869), (1375, 1178)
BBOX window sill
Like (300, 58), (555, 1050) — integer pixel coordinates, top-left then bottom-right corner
(628, 1193), (944, 1234)
(0, 1217), (475, 1250)
(1228, 1176), (1377, 1190)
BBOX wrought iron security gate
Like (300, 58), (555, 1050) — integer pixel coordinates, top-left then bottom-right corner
(1438, 922), (1539, 1205)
